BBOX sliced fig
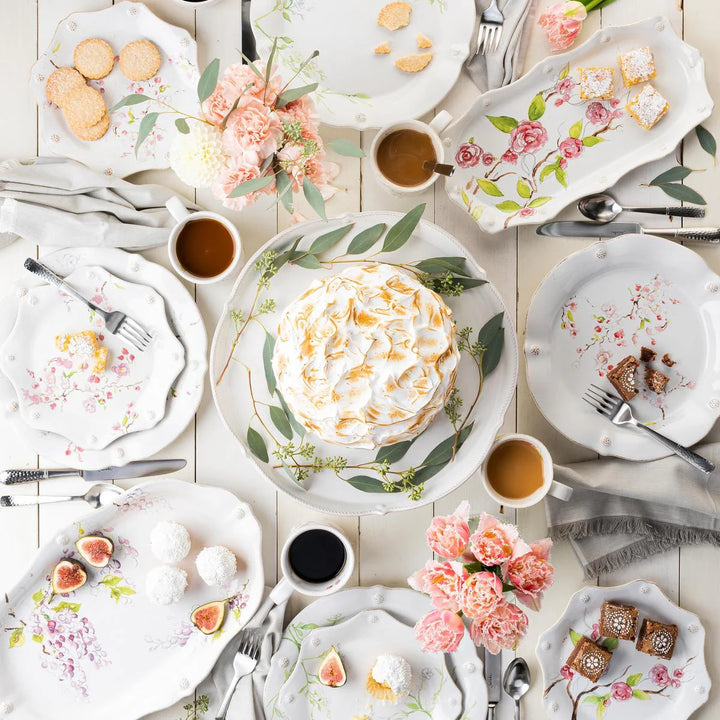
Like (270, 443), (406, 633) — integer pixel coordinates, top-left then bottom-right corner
(75, 535), (114, 568)
(318, 646), (346, 687)
(191, 600), (226, 635)
(51, 559), (87, 594)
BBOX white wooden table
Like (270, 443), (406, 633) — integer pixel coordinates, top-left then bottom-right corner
(0, 1), (717, 718)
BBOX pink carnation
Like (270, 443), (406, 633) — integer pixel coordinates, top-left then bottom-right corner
(222, 96), (282, 160)
(408, 560), (468, 612)
(503, 539), (554, 611)
(469, 512), (526, 567)
(414, 610), (466, 653)
(538, 1), (587, 52)
(460, 571), (503, 620)
(469, 600), (528, 654)
(276, 94), (319, 128)
(211, 155), (275, 211)
(424, 501), (470, 559)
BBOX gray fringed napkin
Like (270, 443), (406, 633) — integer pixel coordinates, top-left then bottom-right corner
(0, 157), (196, 250)
(545, 444), (720, 578)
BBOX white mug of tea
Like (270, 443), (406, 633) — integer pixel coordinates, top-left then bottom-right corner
(165, 196), (243, 284)
(481, 433), (573, 509)
(370, 110), (453, 194)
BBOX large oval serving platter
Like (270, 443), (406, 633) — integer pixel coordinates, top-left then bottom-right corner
(0, 479), (264, 720)
(211, 211), (518, 515)
(443, 16), (712, 233)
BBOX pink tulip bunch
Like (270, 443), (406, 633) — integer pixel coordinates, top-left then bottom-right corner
(538, 0), (616, 53)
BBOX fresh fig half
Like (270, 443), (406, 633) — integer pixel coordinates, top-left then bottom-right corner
(191, 600), (226, 635)
(51, 559), (87, 594)
(318, 646), (346, 687)
(75, 535), (114, 568)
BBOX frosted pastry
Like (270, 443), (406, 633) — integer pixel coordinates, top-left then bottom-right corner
(627, 85), (669, 130)
(55, 330), (108, 374)
(618, 46), (656, 87)
(578, 67), (614, 100)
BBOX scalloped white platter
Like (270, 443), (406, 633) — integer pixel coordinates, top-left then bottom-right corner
(0, 479), (264, 720)
(537, 581), (710, 720)
(443, 16), (713, 233)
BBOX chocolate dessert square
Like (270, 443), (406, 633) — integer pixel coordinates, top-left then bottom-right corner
(640, 346), (657, 363)
(662, 353), (677, 367)
(645, 368), (669, 393)
(607, 355), (639, 402)
(636, 619), (678, 659)
(566, 636), (613, 682)
(600, 601), (639, 641)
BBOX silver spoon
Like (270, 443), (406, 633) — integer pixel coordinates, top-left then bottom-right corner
(502, 657), (531, 720)
(0, 483), (123, 508)
(423, 160), (455, 177)
(578, 192), (706, 222)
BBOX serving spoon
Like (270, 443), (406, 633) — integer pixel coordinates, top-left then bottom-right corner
(578, 192), (706, 222)
(0, 483), (123, 508)
(503, 657), (531, 720)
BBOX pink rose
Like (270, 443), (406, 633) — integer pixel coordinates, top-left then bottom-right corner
(501, 149), (518, 164)
(211, 155), (276, 211)
(519, 208), (535, 218)
(555, 77), (576, 101)
(560, 664), (574, 680)
(611, 682), (632, 701)
(509, 120), (548, 155)
(650, 664), (671, 687)
(222, 96), (282, 159)
(482, 153), (495, 166)
(586, 101), (611, 125)
(469, 600), (528, 654)
(414, 610), (465, 653)
(469, 513), (525, 567)
(408, 560), (468, 612)
(559, 137), (583, 159)
(503, 539), (554, 610)
(538, 1), (587, 52)
(425, 501), (470, 559)
(460, 571), (503, 620)
(455, 142), (483, 168)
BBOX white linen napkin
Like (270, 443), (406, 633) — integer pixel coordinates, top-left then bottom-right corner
(466, 0), (538, 93)
(0, 157), (196, 250)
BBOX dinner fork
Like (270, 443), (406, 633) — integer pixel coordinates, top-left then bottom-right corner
(474, 0), (505, 56)
(24, 258), (152, 352)
(583, 384), (715, 474)
(215, 627), (263, 720)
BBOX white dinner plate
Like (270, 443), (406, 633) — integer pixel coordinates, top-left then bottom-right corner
(264, 586), (488, 720)
(537, 581), (710, 720)
(0, 479), (264, 720)
(0, 248), (206, 469)
(525, 234), (720, 460)
(443, 16), (712, 233)
(0, 266), (185, 451)
(251, 0), (475, 129)
(31, 2), (200, 177)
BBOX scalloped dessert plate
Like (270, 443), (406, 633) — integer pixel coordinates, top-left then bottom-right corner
(537, 581), (710, 720)
(0, 479), (264, 720)
(443, 16), (713, 233)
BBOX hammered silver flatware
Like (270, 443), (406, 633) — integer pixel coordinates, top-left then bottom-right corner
(578, 192), (707, 222)
(536, 221), (720, 242)
(0, 483), (123, 508)
(215, 627), (263, 720)
(474, 0), (504, 56)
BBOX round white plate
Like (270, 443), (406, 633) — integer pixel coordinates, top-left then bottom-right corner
(276, 609), (462, 720)
(0, 248), (206, 469)
(525, 234), (720, 461)
(264, 586), (488, 720)
(0, 266), (185, 451)
(251, 0), (475, 130)
(537, 581), (710, 720)
(0, 478), (264, 720)
(210, 211), (518, 515)
(30, 2), (200, 177)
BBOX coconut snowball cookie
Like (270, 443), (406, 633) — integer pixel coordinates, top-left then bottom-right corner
(150, 520), (191, 563)
(272, 263), (460, 449)
(196, 545), (237, 586)
(146, 565), (188, 605)
(367, 654), (412, 702)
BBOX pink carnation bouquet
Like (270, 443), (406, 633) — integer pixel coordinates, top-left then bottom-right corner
(408, 502), (554, 654)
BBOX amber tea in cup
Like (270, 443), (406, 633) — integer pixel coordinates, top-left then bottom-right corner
(375, 128), (437, 187)
(486, 439), (545, 500)
(175, 218), (236, 279)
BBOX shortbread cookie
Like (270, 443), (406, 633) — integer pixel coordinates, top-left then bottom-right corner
(374, 42), (391, 54)
(119, 40), (162, 81)
(45, 67), (86, 107)
(73, 38), (115, 79)
(395, 53), (433, 73)
(417, 33), (433, 49)
(378, 1), (412, 30)
(62, 85), (106, 129)
(70, 112), (110, 142)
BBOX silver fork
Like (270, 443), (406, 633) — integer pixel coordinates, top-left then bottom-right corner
(24, 258), (152, 352)
(215, 627), (263, 720)
(583, 384), (714, 474)
(474, 0), (505, 56)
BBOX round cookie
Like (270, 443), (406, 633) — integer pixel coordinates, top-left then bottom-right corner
(71, 112), (110, 142)
(74, 38), (114, 79)
(45, 67), (86, 107)
(62, 85), (106, 129)
(119, 40), (161, 81)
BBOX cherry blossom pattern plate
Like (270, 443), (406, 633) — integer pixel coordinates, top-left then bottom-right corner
(537, 581), (710, 720)
(264, 586), (488, 720)
(251, 0), (475, 129)
(443, 16), (712, 233)
(525, 234), (720, 461)
(0, 248), (206, 469)
(0, 266), (185, 451)
(30, 2), (200, 177)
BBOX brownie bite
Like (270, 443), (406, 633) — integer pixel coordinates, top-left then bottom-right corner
(636, 619), (678, 659)
(600, 601), (639, 641)
(662, 353), (676, 367)
(566, 636), (613, 682)
(640, 346), (656, 363)
(607, 355), (639, 402)
(645, 367), (669, 393)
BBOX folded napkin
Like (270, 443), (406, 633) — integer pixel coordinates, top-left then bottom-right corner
(466, 0), (538, 93)
(545, 444), (720, 578)
(0, 157), (196, 250)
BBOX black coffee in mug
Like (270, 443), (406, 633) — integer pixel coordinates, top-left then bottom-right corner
(288, 528), (347, 584)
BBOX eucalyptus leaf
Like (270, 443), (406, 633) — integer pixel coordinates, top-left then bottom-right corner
(175, 117), (190, 134)
(275, 168), (294, 213)
(197, 58), (220, 103)
(228, 174), (275, 198)
(375, 439), (414, 464)
(302, 177), (326, 220)
(346, 223), (386, 254)
(382, 203), (425, 252)
(246, 426), (268, 463)
(275, 83), (319, 108)
(478, 312), (505, 376)
(135, 112), (159, 156)
(265, 37), (278, 89)
(269, 405), (293, 440)
(346, 475), (393, 493)
(452, 277), (487, 290)
(308, 224), (353, 254)
(277, 391), (305, 438)
(262, 331), (276, 395)
(419, 423), (474, 468)
(415, 257), (470, 276)
(239, 52), (265, 79)
(109, 93), (152, 112)
(328, 138), (365, 158)
(696, 124), (717, 160)
(275, 236), (303, 269)
(649, 166), (693, 185)
(655, 182), (707, 205)
(294, 253), (322, 269)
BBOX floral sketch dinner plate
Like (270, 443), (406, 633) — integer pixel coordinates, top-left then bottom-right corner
(537, 581), (710, 720)
(30, 2), (200, 177)
(525, 234), (720, 461)
(0, 266), (185, 451)
(443, 16), (712, 233)
(251, 0), (475, 129)
(0, 479), (264, 720)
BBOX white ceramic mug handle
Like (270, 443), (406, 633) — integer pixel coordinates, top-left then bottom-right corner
(429, 110), (453, 135)
(548, 480), (573, 502)
(165, 196), (191, 223)
(268, 576), (294, 605)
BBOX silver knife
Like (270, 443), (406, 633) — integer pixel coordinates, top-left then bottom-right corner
(537, 221), (720, 242)
(0, 459), (186, 485)
(484, 647), (502, 720)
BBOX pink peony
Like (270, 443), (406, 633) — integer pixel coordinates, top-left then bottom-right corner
(408, 560), (468, 612)
(460, 571), (504, 620)
(503, 539), (554, 610)
(538, 1), (587, 53)
(425, 501), (470, 559)
(211, 155), (275, 211)
(509, 120), (548, 155)
(559, 137), (583, 159)
(469, 600), (528, 654)
(455, 142), (483, 168)
(414, 609), (466, 653)
(650, 664), (671, 687)
(611, 682), (632, 701)
(469, 513), (526, 567)
(586, 101), (611, 125)
(222, 96), (282, 160)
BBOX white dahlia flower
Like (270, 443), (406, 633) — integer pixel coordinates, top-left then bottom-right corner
(169, 121), (225, 189)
